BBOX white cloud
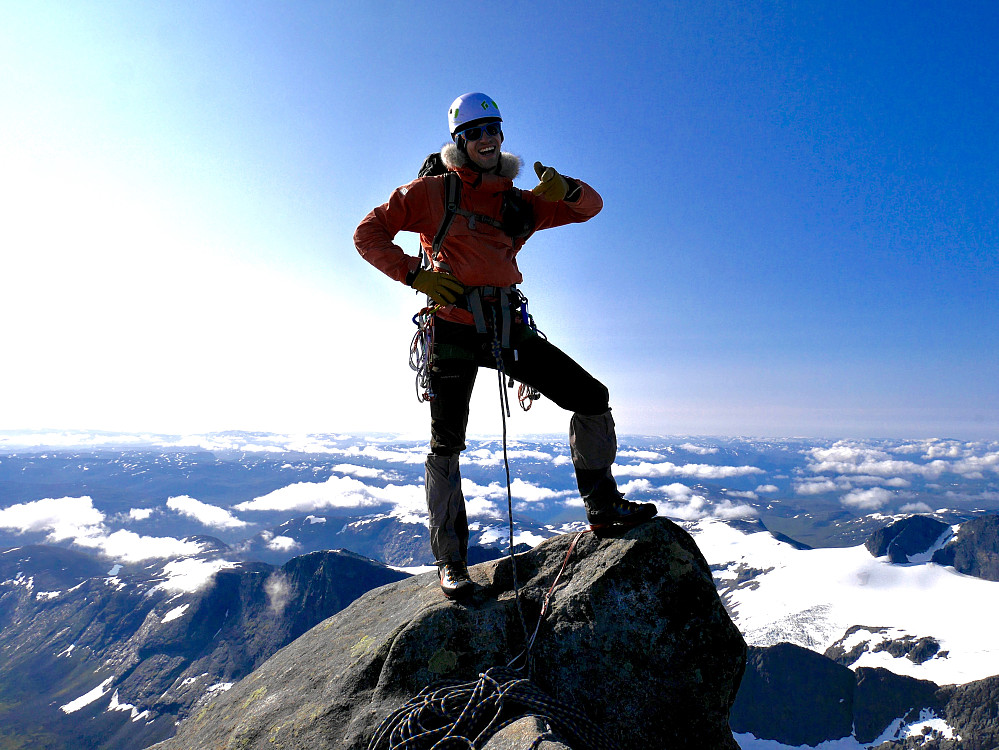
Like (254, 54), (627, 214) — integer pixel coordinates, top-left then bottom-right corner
(805, 441), (997, 480)
(847, 475), (912, 488)
(756, 485), (779, 494)
(464, 496), (503, 519)
(460, 478), (574, 505)
(649, 486), (757, 522)
(679, 443), (719, 455)
(166, 495), (248, 529)
(463, 448), (555, 466)
(922, 441), (970, 459)
(713, 500), (759, 520)
(619, 478), (656, 495)
(662, 482), (697, 500)
(0, 496), (104, 540)
(614, 461), (764, 479)
(943, 489), (999, 503)
(74, 529), (204, 562)
(266, 535), (300, 552)
(618, 450), (665, 460)
(510, 479), (574, 503)
(0, 495), (206, 561)
(842, 487), (893, 511)
(658, 494), (709, 521)
(794, 478), (841, 495)
(234, 475), (421, 514)
(952, 452), (999, 479)
(129, 508), (154, 521)
(332, 464), (388, 479)
(265, 572), (290, 615)
(338, 445), (428, 464)
(900, 502), (934, 514)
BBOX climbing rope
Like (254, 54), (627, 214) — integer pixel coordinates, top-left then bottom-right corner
(366, 666), (617, 750)
(510, 529), (587, 668)
(410, 304), (441, 402)
(490, 307), (529, 651)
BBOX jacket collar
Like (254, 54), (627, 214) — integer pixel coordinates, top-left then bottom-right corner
(440, 142), (522, 180)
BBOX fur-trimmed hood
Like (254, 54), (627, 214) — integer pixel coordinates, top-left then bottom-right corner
(441, 142), (522, 179)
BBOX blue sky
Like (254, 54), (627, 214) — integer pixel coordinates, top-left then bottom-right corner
(1, 1), (996, 440)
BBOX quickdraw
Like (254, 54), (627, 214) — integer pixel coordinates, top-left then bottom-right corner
(517, 382), (542, 411)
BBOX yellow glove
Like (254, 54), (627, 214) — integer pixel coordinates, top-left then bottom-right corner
(531, 161), (569, 202)
(410, 269), (464, 305)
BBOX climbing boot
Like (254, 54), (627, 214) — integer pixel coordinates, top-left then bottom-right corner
(586, 498), (658, 537)
(438, 561), (473, 600)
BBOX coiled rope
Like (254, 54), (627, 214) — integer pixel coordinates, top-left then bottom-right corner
(366, 666), (616, 750)
(410, 304), (441, 403)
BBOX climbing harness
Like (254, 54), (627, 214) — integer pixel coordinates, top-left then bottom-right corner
(409, 285), (546, 411)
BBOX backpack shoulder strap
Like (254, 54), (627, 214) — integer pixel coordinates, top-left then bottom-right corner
(431, 172), (461, 259)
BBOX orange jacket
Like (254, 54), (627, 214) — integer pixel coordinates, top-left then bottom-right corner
(354, 156), (602, 323)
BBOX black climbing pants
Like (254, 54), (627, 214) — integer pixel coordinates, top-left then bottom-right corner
(428, 319), (610, 455)
(425, 316), (621, 564)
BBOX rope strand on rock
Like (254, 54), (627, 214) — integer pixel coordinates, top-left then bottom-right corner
(365, 666), (617, 750)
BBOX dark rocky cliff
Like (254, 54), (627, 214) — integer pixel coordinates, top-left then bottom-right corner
(734, 642), (999, 749)
(932, 514), (999, 581)
(865, 515), (951, 563)
(152, 518), (747, 750)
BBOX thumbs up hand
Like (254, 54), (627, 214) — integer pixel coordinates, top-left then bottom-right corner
(531, 161), (569, 202)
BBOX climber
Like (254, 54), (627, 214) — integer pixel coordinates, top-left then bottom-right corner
(354, 92), (656, 599)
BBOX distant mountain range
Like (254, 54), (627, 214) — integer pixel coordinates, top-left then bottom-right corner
(1, 430), (998, 748)
(0, 542), (407, 749)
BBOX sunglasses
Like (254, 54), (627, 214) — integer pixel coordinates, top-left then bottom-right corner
(458, 122), (502, 141)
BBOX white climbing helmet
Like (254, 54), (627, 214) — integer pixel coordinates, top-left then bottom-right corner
(448, 92), (502, 138)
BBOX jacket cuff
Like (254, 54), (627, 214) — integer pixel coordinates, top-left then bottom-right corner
(564, 178), (582, 202)
(405, 267), (420, 287)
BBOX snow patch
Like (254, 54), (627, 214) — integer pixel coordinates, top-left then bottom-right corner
(108, 690), (151, 722)
(61, 677), (114, 713)
(162, 604), (190, 623)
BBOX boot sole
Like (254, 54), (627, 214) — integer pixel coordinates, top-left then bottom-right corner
(440, 582), (474, 600)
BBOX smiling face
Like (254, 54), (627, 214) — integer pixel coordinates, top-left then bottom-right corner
(459, 122), (503, 171)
